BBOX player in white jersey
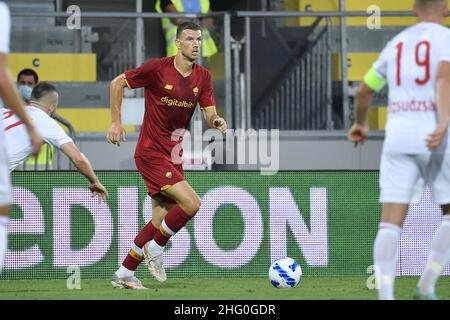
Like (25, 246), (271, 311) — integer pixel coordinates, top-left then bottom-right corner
(348, 0), (450, 300)
(0, 1), (43, 271)
(2, 82), (109, 201)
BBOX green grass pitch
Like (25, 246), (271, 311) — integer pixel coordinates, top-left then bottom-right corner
(0, 276), (449, 300)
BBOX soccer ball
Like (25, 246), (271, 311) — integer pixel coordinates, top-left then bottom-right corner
(269, 257), (303, 288)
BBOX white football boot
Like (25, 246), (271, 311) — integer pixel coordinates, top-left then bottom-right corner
(143, 241), (167, 282)
(111, 273), (147, 290)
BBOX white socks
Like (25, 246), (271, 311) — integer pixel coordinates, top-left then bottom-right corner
(373, 222), (401, 300)
(115, 265), (134, 278)
(148, 240), (163, 258)
(417, 215), (450, 295)
(115, 241), (163, 278)
(374, 216), (450, 299)
(0, 216), (8, 272)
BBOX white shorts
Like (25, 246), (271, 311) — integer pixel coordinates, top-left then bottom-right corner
(0, 131), (11, 206)
(379, 153), (450, 205)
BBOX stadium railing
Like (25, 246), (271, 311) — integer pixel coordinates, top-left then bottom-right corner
(10, 9), (440, 133)
(9, 9), (449, 171)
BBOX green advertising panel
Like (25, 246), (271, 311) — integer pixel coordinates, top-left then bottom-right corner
(2, 171), (447, 280)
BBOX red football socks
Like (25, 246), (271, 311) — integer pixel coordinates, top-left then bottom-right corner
(134, 221), (158, 247)
(122, 220), (158, 271)
(154, 206), (192, 246)
(122, 250), (142, 271)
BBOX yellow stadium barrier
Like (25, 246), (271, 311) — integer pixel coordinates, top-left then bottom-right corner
(295, 0), (450, 26)
(8, 53), (96, 82)
(332, 52), (379, 81)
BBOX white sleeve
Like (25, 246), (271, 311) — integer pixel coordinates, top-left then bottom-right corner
(34, 113), (73, 149)
(0, 2), (11, 54)
(438, 31), (450, 63)
(372, 41), (392, 80)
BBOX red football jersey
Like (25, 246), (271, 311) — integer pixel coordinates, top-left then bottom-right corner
(124, 56), (216, 161)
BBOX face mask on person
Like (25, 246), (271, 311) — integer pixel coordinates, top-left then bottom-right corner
(18, 85), (32, 101)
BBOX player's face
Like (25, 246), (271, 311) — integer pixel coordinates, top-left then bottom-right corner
(176, 29), (202, 61)
(18, 75), (36, 88)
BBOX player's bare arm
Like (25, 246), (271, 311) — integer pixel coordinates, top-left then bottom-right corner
(202, 106), (227, 132)
(0, 53), (42, 155)
(348, 82), (374, 144)
(107, 73), (128, 146)
(60, 141), (109, 201)
(426, 61), (450, 151)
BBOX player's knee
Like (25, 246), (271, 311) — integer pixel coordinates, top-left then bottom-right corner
(192, 196), (201, 213)
(181, 196), (201, 215)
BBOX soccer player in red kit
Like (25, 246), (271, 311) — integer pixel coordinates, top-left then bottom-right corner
(107, 22), (227, 289)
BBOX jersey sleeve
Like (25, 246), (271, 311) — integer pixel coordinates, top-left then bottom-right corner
(438, 31), (450, 63)
(35, 113), (73, 148)
(0, 3), (11, 54)
(371, 41), (392, 80)
(363, 41), (392, 92)
(198, 70), (216, 110)
(123, 59), (159, 89)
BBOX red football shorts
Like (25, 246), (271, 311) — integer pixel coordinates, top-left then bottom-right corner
(135, 156), (184, 202)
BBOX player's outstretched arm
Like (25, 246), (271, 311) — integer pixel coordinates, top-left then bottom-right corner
(0, 54), (43, 156)
(60, 142), (109, 201)
(426, 61), (450, 151)
(107, 73), (128, 146)
(348, 82), (374, 145)
(202, 107), (227, 133)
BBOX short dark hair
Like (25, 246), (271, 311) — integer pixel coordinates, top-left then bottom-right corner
(17, 68), (39, 84)
(416, 0), (446, 10)
(31, 82), (57, 101)
(176, 21), (201, 39)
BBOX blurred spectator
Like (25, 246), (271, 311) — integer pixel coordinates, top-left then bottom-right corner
(17, 68), (38, 103)
(15, 69), (56, 170)
(155, 0), (218, 58)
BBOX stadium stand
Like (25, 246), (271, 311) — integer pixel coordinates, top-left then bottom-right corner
(5, 0), (450, 134)
(295, 0), (450, 130)
(5, 0), (449, 138)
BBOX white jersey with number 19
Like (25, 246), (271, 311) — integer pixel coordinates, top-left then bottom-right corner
(373, 22), (450, 154)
